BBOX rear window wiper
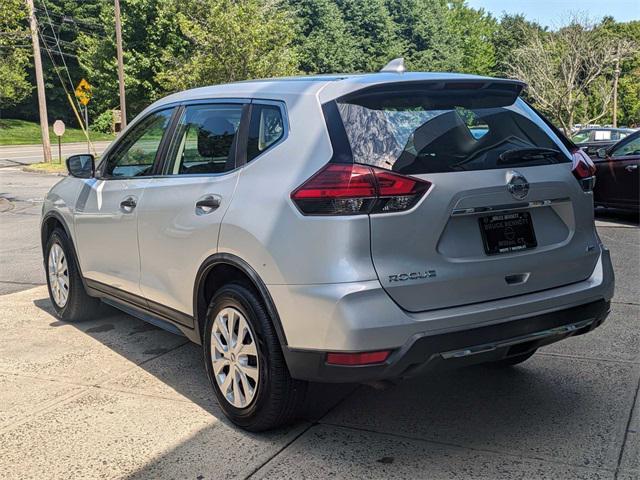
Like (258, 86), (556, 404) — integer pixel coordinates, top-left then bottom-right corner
(498, 147), (560, 163)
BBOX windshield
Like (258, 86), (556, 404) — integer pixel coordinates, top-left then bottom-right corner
(336, 93), (571, 175)
(571, 131), (591, 143)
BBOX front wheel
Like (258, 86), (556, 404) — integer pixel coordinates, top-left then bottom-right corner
(45, 228), (101, 322)
(203, 283), (306, 431)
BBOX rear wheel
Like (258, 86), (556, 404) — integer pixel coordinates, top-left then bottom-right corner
(203, 283), (306, 431)
(45, 228), (101, 322)
(490, 349), (537, 367)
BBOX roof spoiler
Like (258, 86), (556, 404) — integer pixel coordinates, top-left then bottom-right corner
(339, 78), (527, 109)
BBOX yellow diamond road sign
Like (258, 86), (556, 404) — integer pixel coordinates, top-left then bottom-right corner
(75, 78), (92, 106)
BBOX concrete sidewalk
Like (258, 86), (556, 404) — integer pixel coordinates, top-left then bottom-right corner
(0, 276), (638, 479)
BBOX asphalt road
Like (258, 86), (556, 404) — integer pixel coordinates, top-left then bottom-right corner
(0, 141), (112, 166)
(0, 166), (638, 479)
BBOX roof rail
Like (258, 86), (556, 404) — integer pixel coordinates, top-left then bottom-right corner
(380, 58), (405, 73)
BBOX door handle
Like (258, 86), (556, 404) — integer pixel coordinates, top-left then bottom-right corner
(625, 164), (638, 172)
(120, 197), (137, 212)
(195, 195), (221, 214)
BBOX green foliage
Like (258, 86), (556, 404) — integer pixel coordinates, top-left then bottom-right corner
(288, 0), (359, 73)
(156, 0), (298, 92)
(490, 14), (544, 76)
(0, 0), (32, 108)
(92, 110), (114, 134)
(2, 0), (639, 128)
(448, 0), (497, 76)
(335, 0), (403, 71)
(386, 0), (460, 71)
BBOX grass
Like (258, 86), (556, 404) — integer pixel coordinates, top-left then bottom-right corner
(23, 162), (68, 174)
(0, 118), (115, 146)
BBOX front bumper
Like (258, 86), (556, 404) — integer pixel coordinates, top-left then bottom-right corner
(283, 299), (610, 382)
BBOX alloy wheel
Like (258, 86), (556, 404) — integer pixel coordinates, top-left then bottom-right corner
(211, 307), (260, 408)
(48, 243), (69, 308)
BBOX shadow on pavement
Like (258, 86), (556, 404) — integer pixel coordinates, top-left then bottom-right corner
(595, 207), (639, 226)
(33, 296), (356, 427)
(31, 292), (636, 478)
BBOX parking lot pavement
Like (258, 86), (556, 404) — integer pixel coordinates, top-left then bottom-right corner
(0, 168), (638, 479)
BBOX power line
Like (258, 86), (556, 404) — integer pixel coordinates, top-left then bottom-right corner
(39, 0), (84, 114)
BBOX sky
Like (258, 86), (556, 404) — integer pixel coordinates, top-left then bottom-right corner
(466, 0), (640, 28)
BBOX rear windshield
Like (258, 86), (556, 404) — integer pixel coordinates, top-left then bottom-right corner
(336, 89), (571, 174)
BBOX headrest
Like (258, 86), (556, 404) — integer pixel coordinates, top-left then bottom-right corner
(197, 117), (236, 157)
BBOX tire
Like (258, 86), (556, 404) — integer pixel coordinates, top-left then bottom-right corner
(490, 349), (537, 367)
(45, 228), (102, 322)
(203, 282), (307, 431)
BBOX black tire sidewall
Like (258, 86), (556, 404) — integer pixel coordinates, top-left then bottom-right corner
(45, 229), (76, 318)
(203, 284), (276, 426)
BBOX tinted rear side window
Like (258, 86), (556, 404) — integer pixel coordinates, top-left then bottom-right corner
(335, 87), (571, 174)
(247, 104), (285, 162)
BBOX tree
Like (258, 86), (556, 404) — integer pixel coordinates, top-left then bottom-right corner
(0, 0), (32, 110)
(386, 0), (462, 72)
(448, 0), (497, 76)
(77, 0), (178, 118)
(335, 0), (403, 72)
(507, 16), (636, 131)
(491, 14), (544, 76)
(288, 0), (359, 74)
(155, 0), (298, 92)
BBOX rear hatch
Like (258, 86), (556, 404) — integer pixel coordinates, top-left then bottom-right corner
(335, 80), (600, 312)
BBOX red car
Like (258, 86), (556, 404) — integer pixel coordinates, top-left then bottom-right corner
(594, 130), (640, 212)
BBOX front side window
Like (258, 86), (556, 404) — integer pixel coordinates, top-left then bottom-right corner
(336, 90), (570, 175)
(103, 109), (173, 177)
(612, 135), (640, 158)
(247, 104), (284, 162)
(166, 104), (243, 175)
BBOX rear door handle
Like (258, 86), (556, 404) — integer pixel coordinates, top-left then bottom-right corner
(120, 196), (137, 212)
(195, 195), (221, 214)
(625, 164), (638, 172)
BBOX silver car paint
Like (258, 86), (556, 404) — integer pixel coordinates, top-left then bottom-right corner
(74, 178), (151, 294)
(42, 72), (615, 353)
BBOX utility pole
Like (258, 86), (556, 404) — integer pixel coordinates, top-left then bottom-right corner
(114, 0), (127, 130)
(26, 0), (52, 163)
(612, 43), (621, 128)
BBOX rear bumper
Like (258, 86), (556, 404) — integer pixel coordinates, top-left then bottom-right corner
(271, 248), (614, 382)
(283, 299), (610, 382)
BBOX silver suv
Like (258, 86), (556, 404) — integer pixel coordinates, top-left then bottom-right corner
(41, 69), (614, 431)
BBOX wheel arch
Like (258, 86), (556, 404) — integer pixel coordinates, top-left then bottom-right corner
(41, 211), (72, 254)
(193, 253), (288, 348)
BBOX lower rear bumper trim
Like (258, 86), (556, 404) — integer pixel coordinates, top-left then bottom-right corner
(284, 299), (610, 383)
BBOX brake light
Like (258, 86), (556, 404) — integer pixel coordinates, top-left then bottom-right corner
(326, 350), (390, 366)
(571, 148), (597, 191)
(291, 163), (431, 215)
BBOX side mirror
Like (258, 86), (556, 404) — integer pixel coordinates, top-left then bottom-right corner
(66, 154), (95, 178)
(596, 147), (607, 159)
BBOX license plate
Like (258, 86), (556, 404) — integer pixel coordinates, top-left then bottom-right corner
(479, 212), (537, 255)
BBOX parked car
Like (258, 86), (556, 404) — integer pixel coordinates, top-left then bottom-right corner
(571, 127), (634, 157)
(593, 130), (640, 212)
(41, 64), (614, 431)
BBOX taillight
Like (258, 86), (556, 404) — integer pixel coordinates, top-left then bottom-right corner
(291, 163), (431, 215)
(571, 148), (597, 191)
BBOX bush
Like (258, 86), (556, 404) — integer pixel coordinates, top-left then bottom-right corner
(92, 110), (113, 133)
